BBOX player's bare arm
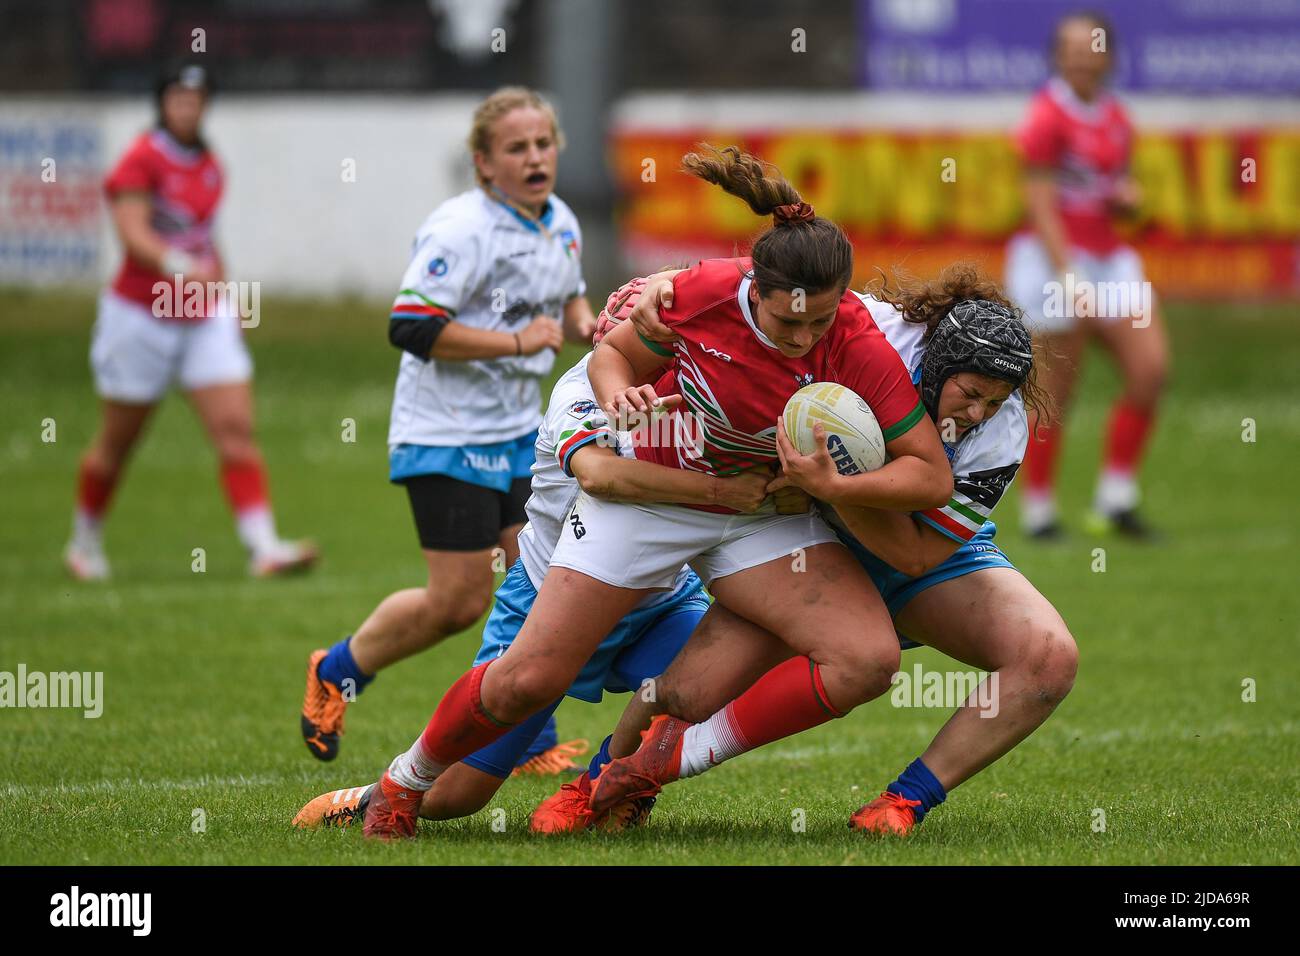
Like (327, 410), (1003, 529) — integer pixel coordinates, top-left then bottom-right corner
(110, 193), (219, 285)
(568, 444), (769, 513)
(831, 503), (961, 578)
(561, 294), (598, 341)
(588, 315), (680, 422)
(424, 313), (563, 361)
(629, 268), (685, 342)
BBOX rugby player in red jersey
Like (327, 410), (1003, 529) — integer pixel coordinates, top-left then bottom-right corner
(562, 265), (1077, 837)
(358, 145), (953, 840)
(64, 63), (315, 580)
(1008, 11), (1169, 540)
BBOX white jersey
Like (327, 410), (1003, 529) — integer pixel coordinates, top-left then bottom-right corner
(387, 188), (587, 448)
(853, 294), (1030, 543)
(516, 353), (696, 604)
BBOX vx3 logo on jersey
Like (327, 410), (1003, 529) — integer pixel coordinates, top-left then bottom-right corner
(699, 343), (733, 362)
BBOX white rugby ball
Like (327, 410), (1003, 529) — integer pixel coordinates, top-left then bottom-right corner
(782, 383), (886, 476)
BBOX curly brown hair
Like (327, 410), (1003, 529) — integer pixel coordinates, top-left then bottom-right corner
(863, 261), (1057, 430)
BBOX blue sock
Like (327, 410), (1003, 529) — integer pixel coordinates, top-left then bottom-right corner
(317, 636), (374, 696)
(587, 734), (614, 780)
(516, 714), (559, 765)
(886, 757), (947, 824)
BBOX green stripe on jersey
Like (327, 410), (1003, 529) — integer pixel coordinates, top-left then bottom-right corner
(397, 288), (457, 316)
(947, 498), (985, 527)
(882, 401), (926, 442)
(637, 331), (674, 357)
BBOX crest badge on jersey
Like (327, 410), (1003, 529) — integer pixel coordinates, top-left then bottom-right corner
(567, 399), (598, 419)
(425, 247), (458, 278)
(558, 229), (579, 259)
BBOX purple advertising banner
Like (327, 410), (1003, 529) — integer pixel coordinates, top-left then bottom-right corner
(862, 0), (1300, 93)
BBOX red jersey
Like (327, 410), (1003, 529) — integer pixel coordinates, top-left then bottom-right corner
(1015, 77), (1133, 255)
(104, 130), (222, 314)
(634, 258), (926, 510)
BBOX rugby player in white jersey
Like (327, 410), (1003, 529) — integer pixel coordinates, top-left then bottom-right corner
(299, 88), (599, 769)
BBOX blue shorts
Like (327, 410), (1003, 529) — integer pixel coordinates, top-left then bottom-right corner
(388, 430), (538, 492)
(836, 521), (1016, 650)
(463, 559), (709, 778)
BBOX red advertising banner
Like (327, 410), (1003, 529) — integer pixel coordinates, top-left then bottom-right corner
(611, 128), (1300, 299)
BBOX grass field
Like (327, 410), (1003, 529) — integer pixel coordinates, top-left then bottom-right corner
(1, 289), (1297, 865)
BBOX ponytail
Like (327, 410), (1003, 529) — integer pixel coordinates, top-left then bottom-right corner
(681, 144), (852, 297)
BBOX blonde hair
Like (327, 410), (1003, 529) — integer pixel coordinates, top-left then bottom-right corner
(468, 86), (565, 185)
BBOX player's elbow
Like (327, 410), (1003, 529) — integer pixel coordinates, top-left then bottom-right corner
(890, 555), (927, 579)
(919, 468), (954, 511)
(572, 456), (619, 500)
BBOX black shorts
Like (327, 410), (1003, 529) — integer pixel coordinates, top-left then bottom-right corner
(400, 473), (531, 552)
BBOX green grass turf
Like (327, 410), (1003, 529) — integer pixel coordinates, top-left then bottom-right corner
(1, 289), (1297, 865)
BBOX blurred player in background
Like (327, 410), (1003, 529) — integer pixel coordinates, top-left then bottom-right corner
(300, 87), (597, 770)
(64, 63), (317, 581)
(1007, 11), (1169, 540)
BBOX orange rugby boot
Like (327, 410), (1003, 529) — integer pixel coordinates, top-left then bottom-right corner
(848, 791), (923, 836)
(291, 784), (374, 829)
(512, 738), (589, 777)
(361, 771), (423, 841)
(531, 772), (657, 834)
(300, 649), (348, 761)
(588, 714), (688, 814)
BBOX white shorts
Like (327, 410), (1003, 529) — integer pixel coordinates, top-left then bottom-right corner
(90, 290), (253, 403)
(548, 491), (841, 589)
(1005, 233), (1151, 334)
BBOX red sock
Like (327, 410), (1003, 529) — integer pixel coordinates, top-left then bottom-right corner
(1021, 419), (1062, 495)
(220, 459), (269, 512)
(418, 661), (515, 767)
(724, 656), (843, 751)
(1103, 400), (1155, 474)
(77, 460), (117, 517)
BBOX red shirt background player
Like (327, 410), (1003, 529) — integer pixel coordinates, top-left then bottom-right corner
(634, 256), (925, 496)
(64, 62), (316, 581)
(104, 125), (223, 312)
(1007, 12), (1170, 542)
(1017, 77), (1134, 257)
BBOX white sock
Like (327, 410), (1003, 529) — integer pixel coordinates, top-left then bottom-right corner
(387, 737), (446, 792)
(1021, 490), (1057, 530)
(72, 510), (104, 551)
(678, 705), (746, 778)
(1094, 469), (1139, 515)
(236, 506), (278, 555)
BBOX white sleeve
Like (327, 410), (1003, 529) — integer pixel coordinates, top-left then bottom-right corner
(388, 217), (485, 323)
(916, 392), (1029, 543)
(543, 360), (615, 476)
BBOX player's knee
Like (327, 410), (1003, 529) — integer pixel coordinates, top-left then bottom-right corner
(660, 682), (709, 723)
(826, 642), (900, 710)
(425, 581), (491, 636)
(491, 659), (565, 716)
(1123, 359), (1167, 409)
(1024, 623), (1078, 705)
